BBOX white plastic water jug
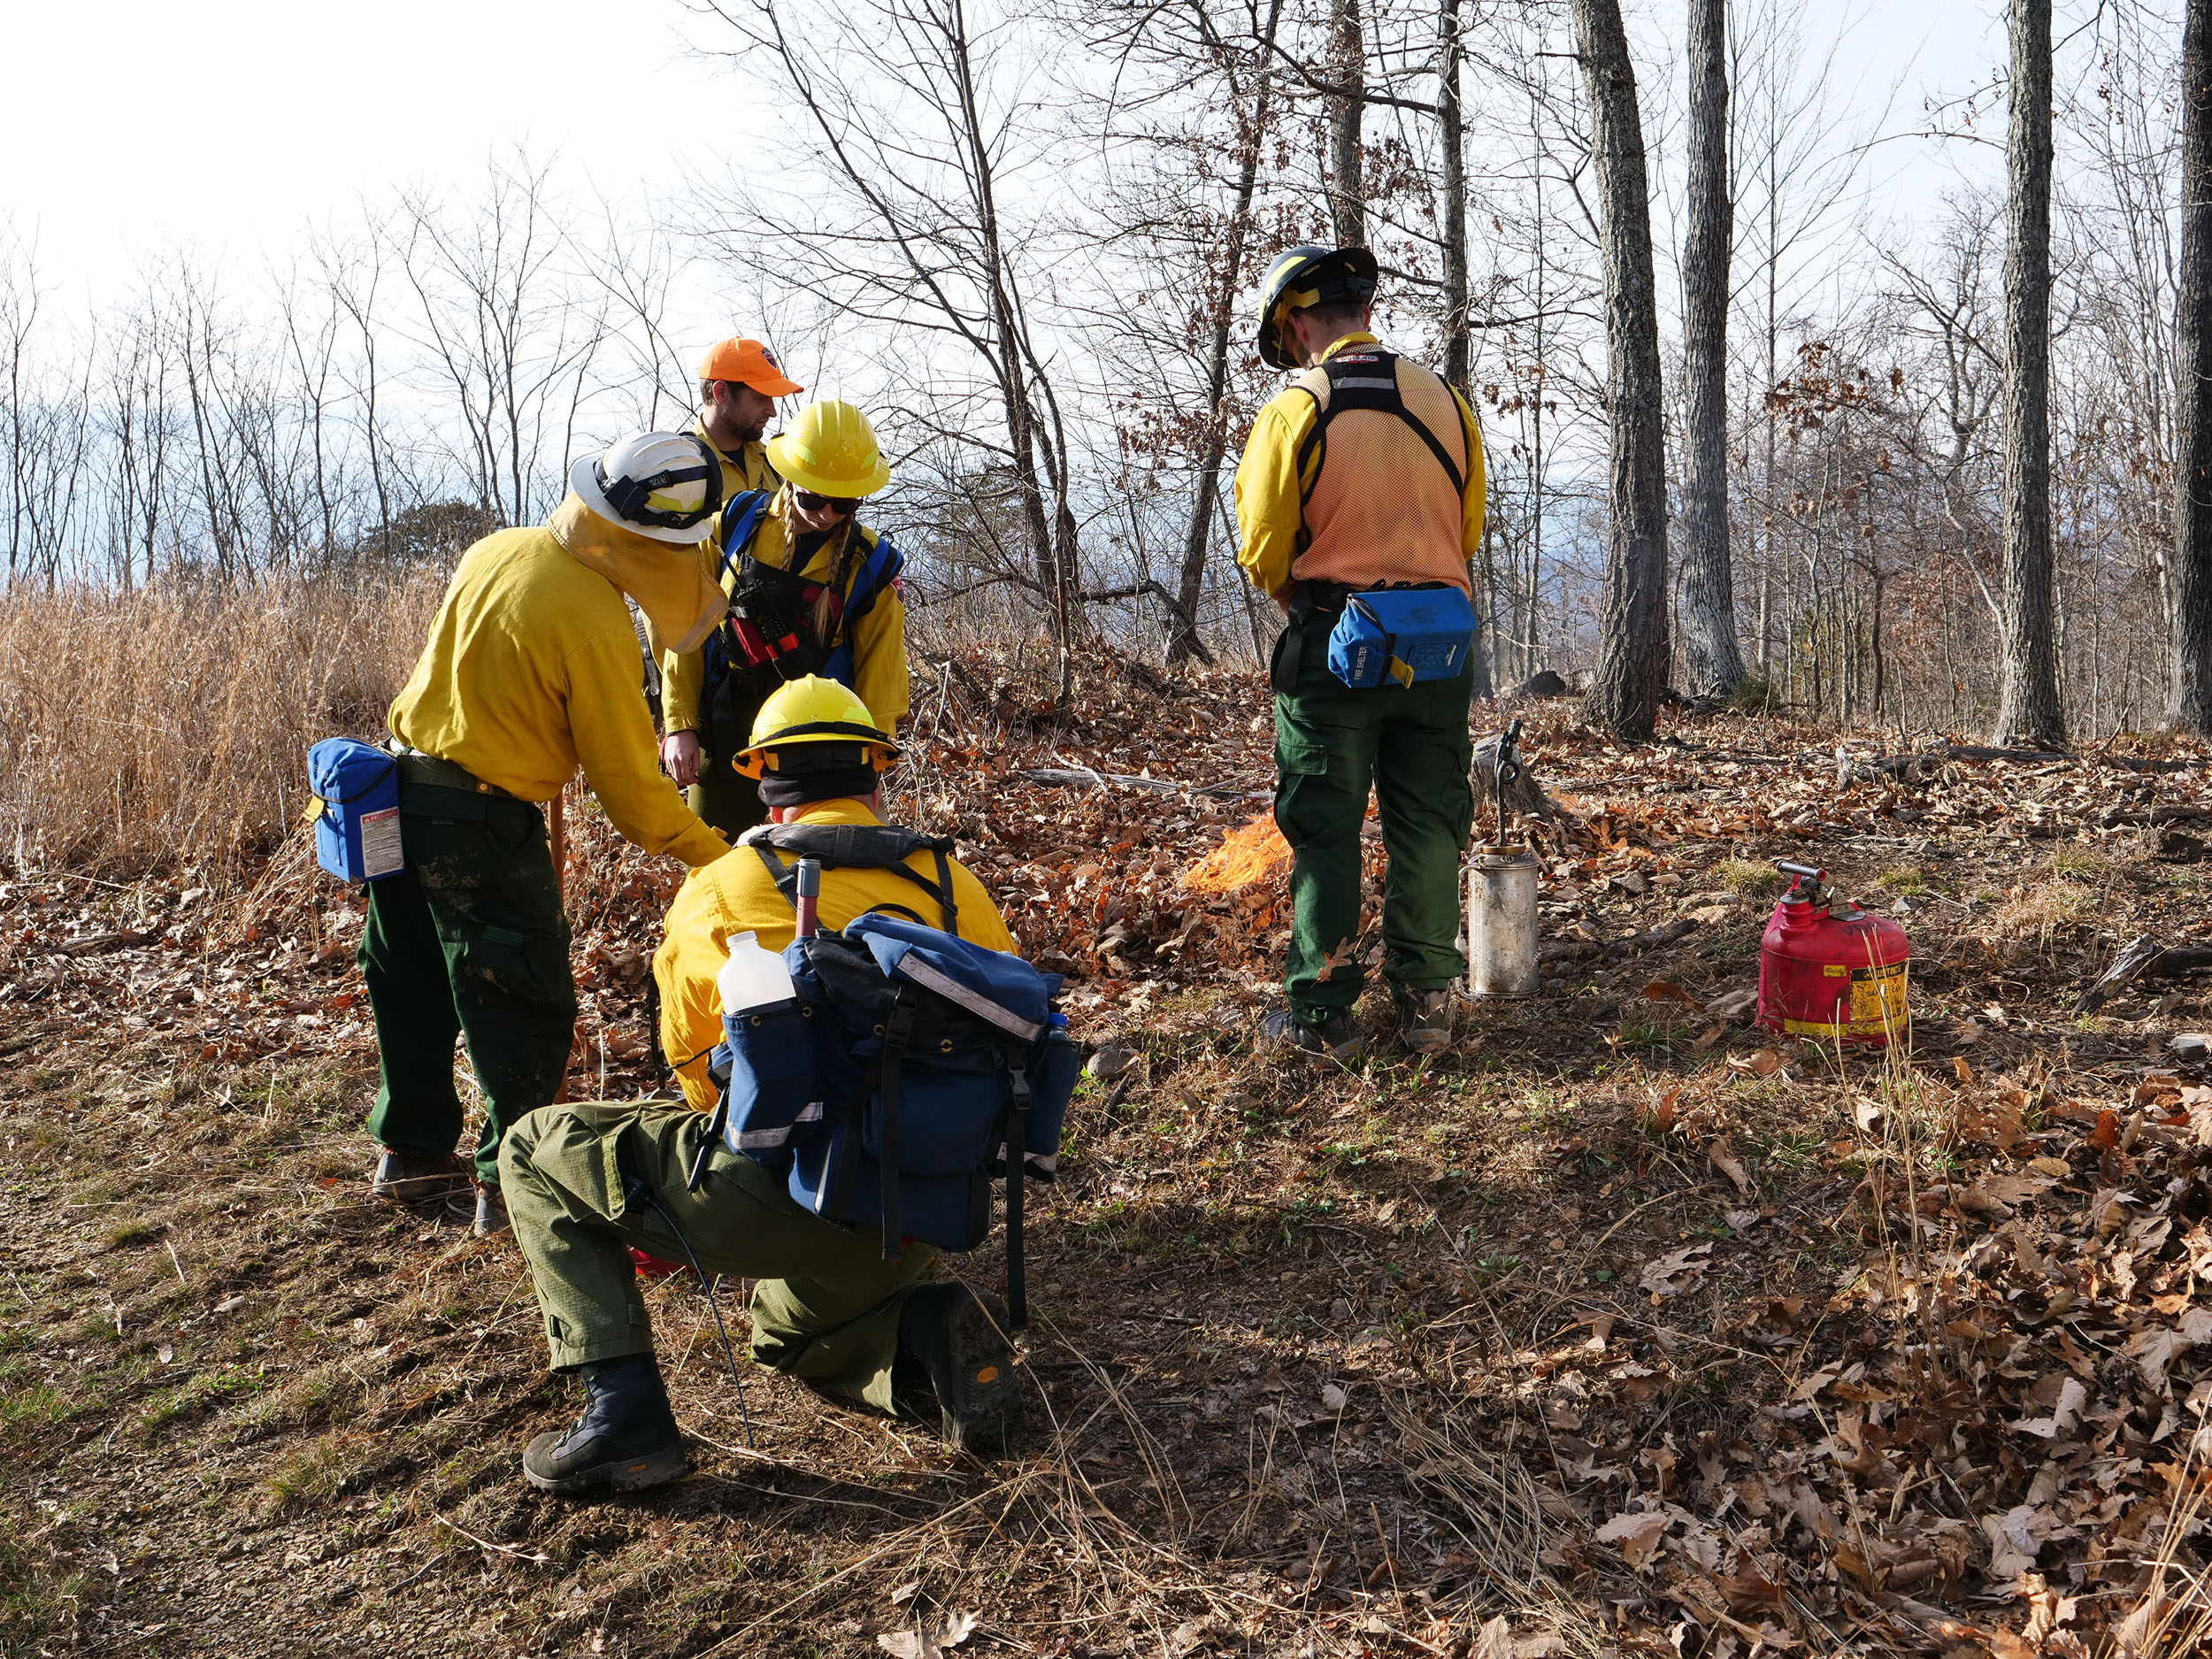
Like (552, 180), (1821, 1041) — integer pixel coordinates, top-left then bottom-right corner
(717, 930), (795, 1012)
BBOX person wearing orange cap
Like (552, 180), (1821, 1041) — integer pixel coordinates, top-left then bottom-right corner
(644, 337), (810, 818)
(695, 336), (804, 502)
(657, 398), (911, 838)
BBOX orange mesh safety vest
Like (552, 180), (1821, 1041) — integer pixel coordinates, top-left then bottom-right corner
(1290, 348), (1472, 596)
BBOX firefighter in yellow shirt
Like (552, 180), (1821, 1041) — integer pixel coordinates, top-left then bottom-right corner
(1233, 245), (1487, 1065)
(657, 400), (911, 839)
(364, 432), (733, 1236)
(499, 679), (1023, 1494)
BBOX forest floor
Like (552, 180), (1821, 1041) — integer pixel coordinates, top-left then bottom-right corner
(5, 652), (2212, 1658)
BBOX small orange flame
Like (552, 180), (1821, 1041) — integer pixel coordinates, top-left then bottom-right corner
(1182, 812), (1292, 893)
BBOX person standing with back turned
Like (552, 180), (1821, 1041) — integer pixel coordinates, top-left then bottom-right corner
(363, 432), (734, 1236)
(1233, 245), (1487, 1064)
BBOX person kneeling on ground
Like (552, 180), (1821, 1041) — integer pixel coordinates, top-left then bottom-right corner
(364, 431), (733, 1237)
(499, 676), (1024, 1495)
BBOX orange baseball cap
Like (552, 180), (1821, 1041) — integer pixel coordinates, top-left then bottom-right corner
(698, 337), (804, 397)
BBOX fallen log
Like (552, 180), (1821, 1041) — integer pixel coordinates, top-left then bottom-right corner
(2097, 804), (2212, 829)
(50, 930), (157, 957)
(2077, 934), (2212, 1013)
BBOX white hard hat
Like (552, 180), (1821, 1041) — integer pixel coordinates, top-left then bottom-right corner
(569, 431), (723, 544)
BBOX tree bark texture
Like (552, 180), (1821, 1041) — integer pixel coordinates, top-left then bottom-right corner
(1438, 0), (1469, 392)
(1436, 0), (1491, 697)
(1993, 0), (2067, 746)
(1167, 0), (1283, 667)
(1678, 0), (1744, 701)
(2174, 0), (2212, 733)
(1571, 0), (1671, 741)
(1326, 0), (1366, 246)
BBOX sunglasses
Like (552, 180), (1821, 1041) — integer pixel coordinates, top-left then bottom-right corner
(794, 488), (859, 515)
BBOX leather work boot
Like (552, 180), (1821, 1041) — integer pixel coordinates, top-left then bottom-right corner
(1261, 1008), (1364, 1066)
(1395, 988), (1455, 1056)
(370, 1147), (468, 1203)
(895, 1285), (1021, 1456)
(522, 1354), (687, 1496)
(472, 1184), (511, 1238)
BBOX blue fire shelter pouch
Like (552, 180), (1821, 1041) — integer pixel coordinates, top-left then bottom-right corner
(1326, 583), (1477, 690)
(698, 824), (1078, 1327)
(303, 738), (404, 883)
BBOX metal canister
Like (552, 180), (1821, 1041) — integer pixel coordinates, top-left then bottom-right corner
(1467, 844), (1540, 997)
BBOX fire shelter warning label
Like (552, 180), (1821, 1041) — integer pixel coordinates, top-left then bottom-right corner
(359, 807), (403, 880)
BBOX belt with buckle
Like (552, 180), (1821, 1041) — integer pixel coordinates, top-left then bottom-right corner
(388, 746), (517, 800)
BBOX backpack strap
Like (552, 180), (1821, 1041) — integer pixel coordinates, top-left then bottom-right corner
(1292, 350), (1466, 504)
(1001, 1041), (1032, 1328)
(874, 988), (918, 1261)
(743, 824), (962, 934)
(712, 490), (774, 593)
(821, 533), (907, 686)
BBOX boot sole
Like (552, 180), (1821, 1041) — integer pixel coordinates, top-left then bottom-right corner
(522, 1439), (689, 1496)
(934, 1295), (1022, 1455)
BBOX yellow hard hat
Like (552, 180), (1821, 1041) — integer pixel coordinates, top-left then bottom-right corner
(1256, 244), (1379, 370)
(733, 675), (899, 780)
(765, 399), (891, 500)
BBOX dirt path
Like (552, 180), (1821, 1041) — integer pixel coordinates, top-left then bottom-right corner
(4, 672), (2210, 1656)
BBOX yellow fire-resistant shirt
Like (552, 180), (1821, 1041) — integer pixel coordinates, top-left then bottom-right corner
(1233, 331), (1487, 600)
(654, 797), (1017, 1110)
(695, 413), (780, 505)
(658, 495), (910, 741)
(388, 524), (728, 869)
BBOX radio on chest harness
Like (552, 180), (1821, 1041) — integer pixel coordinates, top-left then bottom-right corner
(700, 489), (905, 717)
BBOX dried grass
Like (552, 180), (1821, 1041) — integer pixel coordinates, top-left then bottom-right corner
(0, 574), (446, 891)
(1988, 874), (2097, 952)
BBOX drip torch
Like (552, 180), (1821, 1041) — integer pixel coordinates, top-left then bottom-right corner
(1467, 719), (1540, 998)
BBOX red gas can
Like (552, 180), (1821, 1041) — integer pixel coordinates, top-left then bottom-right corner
(1756, 862), (1909, 1045)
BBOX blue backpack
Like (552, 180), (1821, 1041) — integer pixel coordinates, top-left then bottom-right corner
(304, 738), (405, 883)
(700, 825), (1078, 1327)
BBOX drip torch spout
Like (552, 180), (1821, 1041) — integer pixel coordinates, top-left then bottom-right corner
(1495, 718), (1524, 848)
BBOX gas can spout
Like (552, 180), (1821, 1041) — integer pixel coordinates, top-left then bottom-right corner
(1775, 860), (1828, 910)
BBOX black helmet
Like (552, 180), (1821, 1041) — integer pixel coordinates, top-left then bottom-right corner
(1256, 244), (1380, 370)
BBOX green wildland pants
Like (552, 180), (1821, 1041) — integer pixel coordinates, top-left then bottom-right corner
(687, 678), (770, 841)
(1272, 609), (1475, 1023)
(359, 784), (575, 1186)
(499, 1102), (937, 1411)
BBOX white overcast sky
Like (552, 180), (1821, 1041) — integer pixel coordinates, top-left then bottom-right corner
(0, 0), (2024, 310)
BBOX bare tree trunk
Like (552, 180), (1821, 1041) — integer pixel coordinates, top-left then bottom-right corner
(2174, 0), (2212, 733)
(1166, 0), (1283, 668)
(1325, 0), (1365, 246)
(1993, 0), (2067, 746)
(1571, 0), (1671, 740)
(1438, 0), (1469, 392)
(1436, 0), (1490, 697)
(1678, 0), (1744, 701)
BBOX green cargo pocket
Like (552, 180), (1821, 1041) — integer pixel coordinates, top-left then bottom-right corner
(463, 923), (579, 1018)
(1274, 718), (1330, 777)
